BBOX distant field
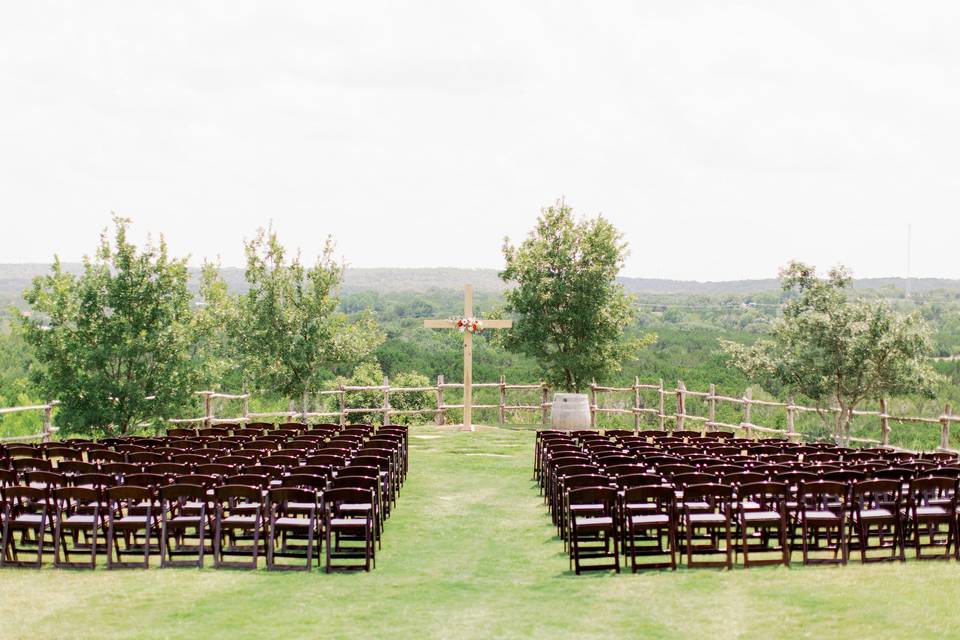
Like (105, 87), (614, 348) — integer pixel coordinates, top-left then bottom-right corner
(2, 425), (960, 639)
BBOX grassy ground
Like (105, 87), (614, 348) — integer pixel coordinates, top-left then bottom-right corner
(2, 425), (960, 639)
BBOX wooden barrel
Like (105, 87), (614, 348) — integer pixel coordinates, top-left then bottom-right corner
(551, 393), (591, 431)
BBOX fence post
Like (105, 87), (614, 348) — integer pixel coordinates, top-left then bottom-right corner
(633, 376), (641, 434)
(589, 380), (598, 430)
(436, 375), (445, 426)
(498, 374), (506, 425)
(383, 376), (391, 427)
(675, 380), (686, 432)
(658, 379), (665, 430)
(42, 402), (53, 443)
(880, 397), (890, 447)
(742, 387), (753, 439)
(541, 383), (549, 427)
(338, 384), (346, 427)
(706, 384), (716, 433)
(202, 392), (212, 428)
(941, 403), (952, 451)
(787, 395), (797, 441)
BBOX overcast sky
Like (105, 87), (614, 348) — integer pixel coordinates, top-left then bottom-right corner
(1, 2), (958, 280)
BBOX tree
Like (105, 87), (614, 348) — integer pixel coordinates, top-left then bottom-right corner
(231, 227), (383, 412)
(20, 216), (197, 436)
(721, 261), (940, 443)
(499, 199), (653, 392)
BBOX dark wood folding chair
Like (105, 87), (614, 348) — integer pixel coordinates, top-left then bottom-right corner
(213, 485), (264, 569)
(323, 487), (375, 572)
(105, 485), (158, 569)
(621, 485), (676, 572)
(682, 483), (733, 569)
(905, 476), (957, 560)
(52, 486), (102, 569)
(848, 479), (905, 563)
(266, 487), (320, 571)
(159, 484), (211, 568)
(793, 480), (848, 565)
(736, 481), (790, 567)
(0, 486), (50, 568)
(568, 486), (620, 574)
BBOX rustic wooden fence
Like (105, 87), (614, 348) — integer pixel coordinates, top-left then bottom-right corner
(1, 378), (958, 451)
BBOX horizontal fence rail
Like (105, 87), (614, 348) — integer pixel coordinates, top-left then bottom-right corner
(1, 377), (957, 452)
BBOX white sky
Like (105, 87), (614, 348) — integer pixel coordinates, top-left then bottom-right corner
(1, 2), (958, 280)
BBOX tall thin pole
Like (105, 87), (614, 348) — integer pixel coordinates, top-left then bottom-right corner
(463, 284), (474, 431)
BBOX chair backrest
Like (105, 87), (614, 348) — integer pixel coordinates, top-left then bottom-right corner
(724, 471), (766, 486)
(322, 487), (373, 510)
(737, 481), (788, 509)
(195, 463), (235, 477)
(53, 486), (99, 506)
(282, 474), (328, 491)
(567, 486), (617, 511)
(224, 474), (270, 489)
(173, 474), (219, 488)
(159, 483), (209, 502)
(561, 474), (610, 493)
(337, 466), (378, 480)
(124, 473), (167, 489)
(622, 485), (675, 513)
(269, 487), (316, 507)
(214, 484), (263, 502)
(106, 485), (154, 506)
(57, 460), (99, 475)
(908, 476), (957, 509)
(615, 473), (665, 490)
(71, 472), (116, 489)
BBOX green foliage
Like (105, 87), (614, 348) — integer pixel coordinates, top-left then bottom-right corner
(19, 217), (197, 436)
(722, 261), (941, 442)
(500, 199), (654, 392)
(231, 227), (383, 406)
(388, 370), (433, 425)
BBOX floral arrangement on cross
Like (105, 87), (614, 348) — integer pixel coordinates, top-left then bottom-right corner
(454, 316), (484, 333)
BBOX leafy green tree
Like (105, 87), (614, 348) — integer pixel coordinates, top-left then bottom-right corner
(20, 217), (197, 436)
(721, 262), (940, 443)
(231, 227), (383, 412)
(500, 199), (653, 392)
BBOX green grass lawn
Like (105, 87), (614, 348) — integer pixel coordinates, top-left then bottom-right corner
(3, 425), (960, 639)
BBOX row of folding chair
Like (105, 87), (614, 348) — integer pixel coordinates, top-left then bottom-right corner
(561, 475), (960, 573)
(1, 482), (375, 572)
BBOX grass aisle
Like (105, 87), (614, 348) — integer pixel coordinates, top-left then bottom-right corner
(2, 426), (960, 638)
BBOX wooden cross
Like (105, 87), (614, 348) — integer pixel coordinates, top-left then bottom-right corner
(424, 284), (512, 431)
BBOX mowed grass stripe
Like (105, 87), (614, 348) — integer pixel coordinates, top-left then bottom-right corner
(1, 426), (960, 638)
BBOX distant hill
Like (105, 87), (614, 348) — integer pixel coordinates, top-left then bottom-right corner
(1, 263), (958, 300)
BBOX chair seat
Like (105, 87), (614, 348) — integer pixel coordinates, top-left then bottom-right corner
(688, 513), (727, 524)
(630, 514), (670, 526)
(799, 510), (839, 522)
(915, 506), (949, 517)
(856, 508), (893, 520)
(739, 500), (761, 510)
(330, 517), (368, 527)
(683, 501), (710, 511)
(742, 510), (781, 523)
(624, 503), (657, 511)
(575, 516), (614, 527)
(221, 515), (257, 526)
(61, 514), (97, 525)
(168, 516), (202, 525)
(14, 514), (45, 525)
(570, 503), (604, 512)
(275, 517), (311, 528)
(339, 503), (372, 512)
